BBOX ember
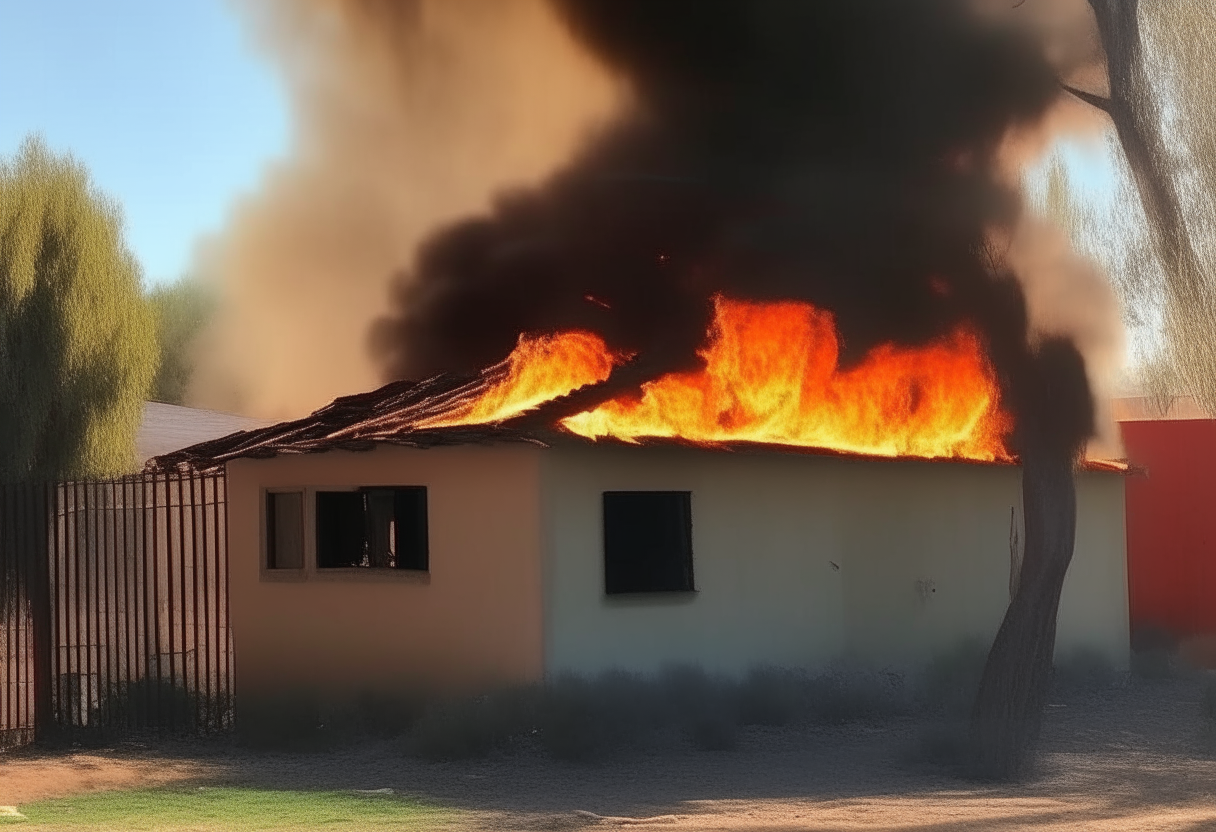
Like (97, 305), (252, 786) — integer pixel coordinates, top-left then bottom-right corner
(427, 296), (1012, 462)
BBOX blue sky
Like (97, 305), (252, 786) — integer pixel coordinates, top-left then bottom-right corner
(0, 0), (288, 285)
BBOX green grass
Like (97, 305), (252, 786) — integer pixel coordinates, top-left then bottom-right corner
(1, 787), (454, 831)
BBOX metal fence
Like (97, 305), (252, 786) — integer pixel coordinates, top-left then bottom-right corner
(0, 472), (230, 749)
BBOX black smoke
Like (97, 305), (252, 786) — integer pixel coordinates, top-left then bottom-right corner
(371, 0), (1094, 455)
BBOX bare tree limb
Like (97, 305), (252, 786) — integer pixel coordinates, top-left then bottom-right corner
(1061, 84), (1113, 114)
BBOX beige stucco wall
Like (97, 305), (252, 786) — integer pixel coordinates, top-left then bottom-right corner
(540, 445), (1129, 678)
(1057, 469), (1130, 663)
(225, 444), (545, 700)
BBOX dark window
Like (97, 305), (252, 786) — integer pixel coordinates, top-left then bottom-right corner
(603, 491), (694, 595)
(316, 487), (428, 570)
(266, 491), (304, 569)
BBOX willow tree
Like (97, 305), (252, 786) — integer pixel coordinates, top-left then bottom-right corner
(148, 275), (216, 406)
(0, 137), (158, 481)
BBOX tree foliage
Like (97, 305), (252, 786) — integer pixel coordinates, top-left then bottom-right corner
(148, 276), (215, 406)
(0, 137), (158, 480)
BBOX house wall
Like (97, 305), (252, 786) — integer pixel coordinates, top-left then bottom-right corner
(1120, 418), (1216, 640)
(225, 444), (545, 700)
(540, 445), (1128, 678)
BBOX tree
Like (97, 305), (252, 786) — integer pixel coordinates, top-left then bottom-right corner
(0, 137), (158, 481)
(1070, 0), (1216, 410)
(968, 0), (1216, 778)
(148, 276), (216, 406)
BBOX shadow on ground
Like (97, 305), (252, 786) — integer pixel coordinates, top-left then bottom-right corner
(3, 676), (1215, 830)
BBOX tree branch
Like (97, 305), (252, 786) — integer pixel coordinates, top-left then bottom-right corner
(1062, 83), (1113, 114)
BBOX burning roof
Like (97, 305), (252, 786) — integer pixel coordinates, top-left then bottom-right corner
(153, 296), (1035, 473)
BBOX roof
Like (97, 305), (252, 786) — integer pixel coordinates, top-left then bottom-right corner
(146, 367), (1128, 475)
(146, 368), (563, 473)
(135, 401), (272, 465)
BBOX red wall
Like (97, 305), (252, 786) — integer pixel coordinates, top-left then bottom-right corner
(1121, 419), (1216, 639)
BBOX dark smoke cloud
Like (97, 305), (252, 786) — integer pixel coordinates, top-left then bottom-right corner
(372, 0), (1095, 454)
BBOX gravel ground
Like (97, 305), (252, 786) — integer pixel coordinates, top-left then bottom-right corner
(2, 676), (1215, 830)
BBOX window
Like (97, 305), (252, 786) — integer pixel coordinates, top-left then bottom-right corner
(602, 491), (694, 595)
(266, 491), (304, 570)
(316, 487), (428, 570)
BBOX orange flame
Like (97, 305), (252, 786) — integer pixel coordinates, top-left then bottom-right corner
(424, 330), (623, 427)
(430, 297), (1011, 462)
(562, 298), (1011, 461)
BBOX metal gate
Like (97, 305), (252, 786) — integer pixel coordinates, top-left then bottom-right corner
(0, 472), (230, 748)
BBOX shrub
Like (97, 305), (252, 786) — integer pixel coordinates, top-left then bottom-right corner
(237, 689), (333, 752)
(805, 669), (909, 724)
(1130, 625), (1180, 680)
(918, 639), (990, 716)
(914, 721), (970, 769)
(736, 667), (803, 727)
(1201, 673), (1216, 723)
(1053, 647), (1120, 692)
(407, 688), (537, 762)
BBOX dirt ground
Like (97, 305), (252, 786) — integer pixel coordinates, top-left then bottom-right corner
(3, 676), (1215, 831)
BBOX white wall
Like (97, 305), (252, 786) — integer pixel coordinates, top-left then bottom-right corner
(539, 444), (1128, 677)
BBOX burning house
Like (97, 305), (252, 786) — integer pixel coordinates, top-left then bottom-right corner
(154, 298), (1128, 701)
(168, 0), (1133, 770)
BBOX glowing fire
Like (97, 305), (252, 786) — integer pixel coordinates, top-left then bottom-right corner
(564, 298), (1011, 461)
(421, 330), (623, 427)
(425, 297), (1012, 462)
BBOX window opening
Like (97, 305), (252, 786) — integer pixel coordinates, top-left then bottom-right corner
(316, 487), (428, 570)
(602, 491), (694, 594)
(266, 491), (304, 569)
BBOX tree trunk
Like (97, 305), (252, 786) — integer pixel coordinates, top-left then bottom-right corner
(969, 445), (1078, 779)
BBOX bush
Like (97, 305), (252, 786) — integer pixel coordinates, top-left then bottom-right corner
(1053, 647), (1120, 692)
(1202, 673), (1216, 723)
(918, 640), (989, 716)
(1130, 625), (1180, 680)
(236, 689), (422, 751)
(736, 667), (803, 727)
(407, 688), (537, 761)
(805, 669), (909, 724)
(655, 666), (739, 751)
(237, 689), (332, 752)
(914, 721), (970, 769)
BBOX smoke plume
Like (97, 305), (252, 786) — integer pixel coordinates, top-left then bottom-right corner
(188, 0), (623, 419)
(373, 0), (1113, 456)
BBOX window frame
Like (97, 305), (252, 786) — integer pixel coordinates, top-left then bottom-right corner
(601, 490), (696, 597)
(259, 485), (432, 584)
(261, 487), (307, 581)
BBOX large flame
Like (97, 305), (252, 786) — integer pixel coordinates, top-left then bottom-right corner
(426, 297), (1012, 462)
(564, 298), (1011, 461)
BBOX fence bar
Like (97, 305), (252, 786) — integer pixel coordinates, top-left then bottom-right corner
(180, 474), (192, 729)
(199, 476), (212, 730)
(18, 484), (30, 736)
(51, 482), (62, 730)
(3, 484), (12, 738)
(141, 475), (153, 731)
(188, 476), (201, 730)
(118, 478), (129, 728)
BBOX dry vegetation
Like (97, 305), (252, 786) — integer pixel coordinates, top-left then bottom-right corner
(3, 654), (1215, 830)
